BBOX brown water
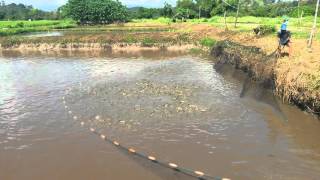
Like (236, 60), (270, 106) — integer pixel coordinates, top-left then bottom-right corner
(1, 51), (320, 180)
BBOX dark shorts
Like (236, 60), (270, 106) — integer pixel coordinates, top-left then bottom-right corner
(278, 30), (291, 46)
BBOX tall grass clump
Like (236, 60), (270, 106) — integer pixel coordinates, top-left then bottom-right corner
(253, 25), (276, 36)
(1, 37), (23, 48)
(0, 20), (76, 36)
(200, 37), (217, 47)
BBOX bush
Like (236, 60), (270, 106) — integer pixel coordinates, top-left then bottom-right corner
(16, 22), (24, 28)
(253, 25), (276, 36)
(200, 37), (217, 47)
(289, 5), (316, 17)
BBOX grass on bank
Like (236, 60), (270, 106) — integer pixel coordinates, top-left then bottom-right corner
(133, 16), (320, 40)
(0, 20), (76, 36)
(1, 16), (319, 39)
(200, 37), (217, 47)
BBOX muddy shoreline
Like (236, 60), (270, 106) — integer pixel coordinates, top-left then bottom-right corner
(211, 40), (320, 115)
(0, 43), (197, 52)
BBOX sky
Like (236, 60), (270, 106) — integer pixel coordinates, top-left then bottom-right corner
(4, 0), (177, 11)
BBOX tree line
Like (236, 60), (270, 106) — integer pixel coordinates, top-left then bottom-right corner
(129, 0), (319, 19)
(0, 0), (318, 23)
(0, 1), (59, 20)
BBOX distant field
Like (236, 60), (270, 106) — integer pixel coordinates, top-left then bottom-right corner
(134, 16), (320, 39)
(0, 20), (76, 36)
(1, 16), (319, 40)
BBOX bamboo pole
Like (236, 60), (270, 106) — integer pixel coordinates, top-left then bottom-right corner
(300, 10), (304, 31)
(298, 0), (301, 26)
(308, 0), (320, 48)
(224, 10), (228, 30)
(298, 0), (300, 18)
(234, 0), (240, 28)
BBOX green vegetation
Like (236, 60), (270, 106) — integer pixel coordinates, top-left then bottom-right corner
(0, 20), (76, 36)
(0, 0), (318, 41)
(0, 0), (319, 22)
(133, 16), (320, 39)
(253, 25), (276, 36)
(200, 37), (217, 47)
(0, 2), (59, 20)
(62, 0), (128, 24)
(126, 0), (318, 20)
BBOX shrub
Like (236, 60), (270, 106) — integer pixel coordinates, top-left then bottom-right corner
(16, 22), (25, 28)
(200, 37), (217, 47)
(253, 25), (276, 36)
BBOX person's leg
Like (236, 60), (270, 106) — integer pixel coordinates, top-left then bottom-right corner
(276, 44), (281, 57)
(288, 42), (292, 57)
(289, 46), (292, 57)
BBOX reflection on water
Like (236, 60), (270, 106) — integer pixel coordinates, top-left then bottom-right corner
(22, 31), (64, 38)
(0, 52), (320, 180)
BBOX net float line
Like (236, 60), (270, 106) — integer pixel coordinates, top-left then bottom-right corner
(62, 89), (231, 180)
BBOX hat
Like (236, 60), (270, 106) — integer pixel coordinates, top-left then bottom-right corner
(282, 16), (289, 21)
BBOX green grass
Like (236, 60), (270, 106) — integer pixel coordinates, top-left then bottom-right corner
(200, 37), (217, 47)
(191, 16), (320, 40)
(0, 20), (76, 36)
(132, 17), (172, 25)
(132, 16), (320, 40)
(1, 16), (319, 39)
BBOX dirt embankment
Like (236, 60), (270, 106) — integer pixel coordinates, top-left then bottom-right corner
(0, 43), (196, 53)
(212, 40), (320, 114)
(0, 29), (202, 54)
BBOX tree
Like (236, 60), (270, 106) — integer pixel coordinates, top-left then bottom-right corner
(65, 0), (128, 24)
(57, 5), (69, 19)
(176, 0), (197, 18)
(175, 8), (190, 20)
(64, 0), (89, 23)
(162, 2), (173, 17)
(210, 0), (237, 16)
(234, 0), (241, 27)
(0, 3), (56, 20)
(195, 0), (215, 18)
(177, 0), (197, 10)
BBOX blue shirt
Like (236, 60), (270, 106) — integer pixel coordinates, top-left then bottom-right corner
(281, 21), (288, 30)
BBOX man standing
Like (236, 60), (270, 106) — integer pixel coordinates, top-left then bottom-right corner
(278, 17), (292, 57)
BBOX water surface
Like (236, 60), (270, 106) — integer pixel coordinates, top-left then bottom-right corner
(0, 52), (320, 180)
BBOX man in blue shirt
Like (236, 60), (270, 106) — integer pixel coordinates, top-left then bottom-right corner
(278, 17), (292, 56)
(281, 19), (288, 32)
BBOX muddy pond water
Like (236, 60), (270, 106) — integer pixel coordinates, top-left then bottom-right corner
(0, 51), (320, 180)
